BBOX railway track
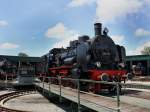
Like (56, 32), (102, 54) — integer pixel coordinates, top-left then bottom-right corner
(0, 90), (35, 112)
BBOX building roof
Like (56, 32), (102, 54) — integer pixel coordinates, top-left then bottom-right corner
(0, 55), (42, 62)
(126, 55), (150, 61)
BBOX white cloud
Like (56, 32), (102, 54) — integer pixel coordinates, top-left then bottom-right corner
(127, 41), (150, 55)
(68, 0), (146, 24)
(45, 22), (79, 48)
(68, 0), (95, 7)
(144, 0), (150, 4)
(96, 0), (143, 23)
(0, 43), (19, 49)
(0, 20), (8, 27)
(52, 34), (79, 48)
(111, 35), (124, 44)
(135, 28), (150, 37)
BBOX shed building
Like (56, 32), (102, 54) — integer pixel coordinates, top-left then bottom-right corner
(126, 55), (150, 76)
(0, 55), (42, 79)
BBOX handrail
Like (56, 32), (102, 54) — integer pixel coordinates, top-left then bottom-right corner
(42, 76), (150, 89)
(40, 76), (121, 112)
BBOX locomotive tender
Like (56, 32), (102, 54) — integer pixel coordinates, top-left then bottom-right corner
(47, 23), (129, 93)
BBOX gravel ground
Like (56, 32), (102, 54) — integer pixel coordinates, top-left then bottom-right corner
(4, 93), (67, 112)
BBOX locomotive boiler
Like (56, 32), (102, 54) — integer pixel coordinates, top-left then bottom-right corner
(47, 23), (130, 93)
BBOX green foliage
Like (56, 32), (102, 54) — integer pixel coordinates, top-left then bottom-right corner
(141, 47), (150, 55)
(18, 52), (29, 57)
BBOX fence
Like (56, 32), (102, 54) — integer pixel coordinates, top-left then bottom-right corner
(39, 76), (121, 112)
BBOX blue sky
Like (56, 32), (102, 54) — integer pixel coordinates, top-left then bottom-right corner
(0, 0), (150, 56)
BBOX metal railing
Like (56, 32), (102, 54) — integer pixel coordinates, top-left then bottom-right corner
(38, 76), (121, 112)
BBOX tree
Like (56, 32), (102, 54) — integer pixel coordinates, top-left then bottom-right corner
(18, 52), (29, 57)
(141, 47), (150, 55)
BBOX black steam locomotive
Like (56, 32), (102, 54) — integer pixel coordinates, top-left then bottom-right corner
(45, 23), (129, 93)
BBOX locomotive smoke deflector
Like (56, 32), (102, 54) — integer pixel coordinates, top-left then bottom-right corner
(94, 23), (102, 36)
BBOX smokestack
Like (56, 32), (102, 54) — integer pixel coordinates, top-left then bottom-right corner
(94, 23), (102, 36)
